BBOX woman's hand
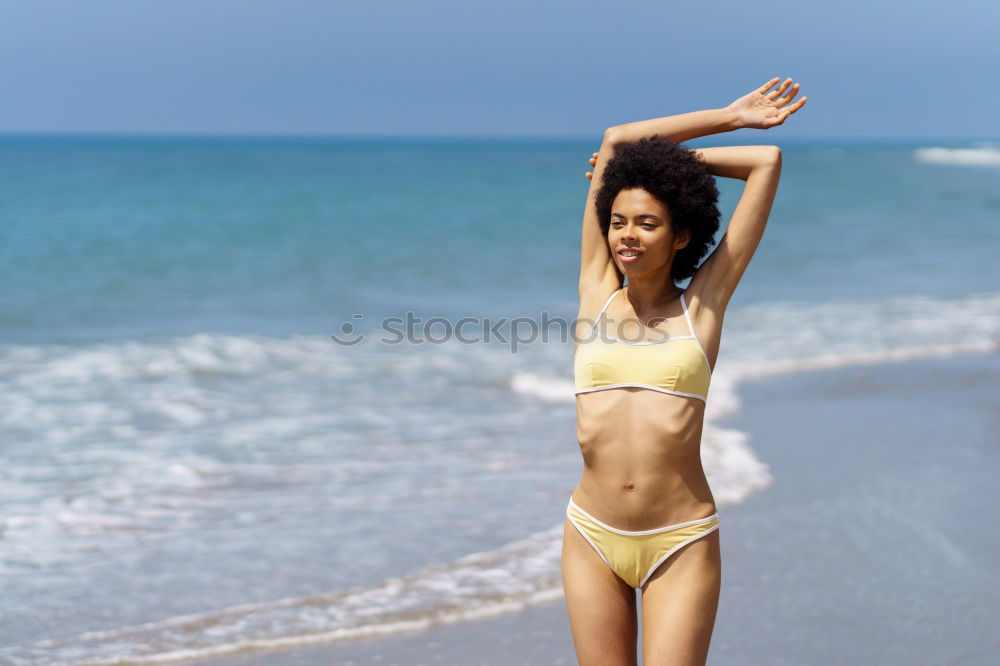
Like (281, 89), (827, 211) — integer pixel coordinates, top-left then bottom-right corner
(727, 77), (807, 130)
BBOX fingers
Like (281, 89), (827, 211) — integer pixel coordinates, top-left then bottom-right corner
(769, 95), (808, 127)
(756, 77), (781, 94)
(775, 82), (802, 107)
(784, 96), (808, 115)
(759, 89), (808, 128)
(587, 151), (598, 178)
(766, 78), (793, 101)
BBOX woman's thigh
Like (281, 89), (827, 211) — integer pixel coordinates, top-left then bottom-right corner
(561, 517), (638, 666)
(639, 529), (722, 666)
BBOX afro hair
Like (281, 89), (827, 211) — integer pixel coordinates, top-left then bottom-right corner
(595, 135), (721, 283)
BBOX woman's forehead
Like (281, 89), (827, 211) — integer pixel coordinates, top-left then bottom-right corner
(612, 188), (669, 218)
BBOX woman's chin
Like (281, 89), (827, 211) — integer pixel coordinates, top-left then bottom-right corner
(618, 262), (640, 274)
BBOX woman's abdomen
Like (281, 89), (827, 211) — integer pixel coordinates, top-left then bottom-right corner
(573, 388), (715, 529)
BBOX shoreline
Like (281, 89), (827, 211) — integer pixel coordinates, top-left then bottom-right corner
(133, 350), (1000, 665)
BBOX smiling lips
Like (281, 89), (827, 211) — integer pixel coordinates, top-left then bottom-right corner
(618, 248), (642, 264)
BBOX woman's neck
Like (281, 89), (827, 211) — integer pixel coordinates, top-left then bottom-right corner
(623, 276), (682, 313)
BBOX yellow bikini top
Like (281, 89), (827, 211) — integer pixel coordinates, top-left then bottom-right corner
(574, 288), (712, 402)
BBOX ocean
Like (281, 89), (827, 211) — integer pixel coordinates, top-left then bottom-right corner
(0, 134), (998, 664)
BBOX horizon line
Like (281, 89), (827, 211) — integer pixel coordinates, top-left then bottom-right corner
(0, 130), (996, 144)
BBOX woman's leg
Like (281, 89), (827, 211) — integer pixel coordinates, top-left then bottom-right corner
(639, 529), (722, 666)
(561, 516), (638, 666)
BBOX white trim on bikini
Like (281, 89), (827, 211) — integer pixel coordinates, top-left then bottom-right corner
(593, 335), (696, 345)
(584, 290), (715, 361)
(565, 508), (721, 589)
(573, 289), (623, 362)
(565, 504), (618, 571)
(596, 289), (622, 321)
(637, 522), (721, 588)
(567, 496), (719, 536)
(574, 383), (707, 402)
(680, 292), (714, 376)
(573, 289), (713, 391)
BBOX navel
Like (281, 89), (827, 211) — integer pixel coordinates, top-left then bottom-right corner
(623, 480), (635, 491)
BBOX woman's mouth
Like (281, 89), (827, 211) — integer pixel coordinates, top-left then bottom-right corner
(618, 248), (642, 264)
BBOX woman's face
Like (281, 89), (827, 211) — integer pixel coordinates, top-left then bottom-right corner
(607, 187), (689, 279)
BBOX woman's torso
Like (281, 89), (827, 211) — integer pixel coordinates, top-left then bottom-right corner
(571, 287), (719, 529)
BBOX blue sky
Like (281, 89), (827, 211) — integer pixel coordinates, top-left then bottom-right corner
(1, 0), (996, 138)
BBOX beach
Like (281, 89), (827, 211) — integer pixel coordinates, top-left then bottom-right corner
(3, 0), (1000, 658)
(2, 137), (998, 665)
(195, 350), (1000, 665)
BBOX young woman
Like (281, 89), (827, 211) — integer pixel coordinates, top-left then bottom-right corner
(562, 77), (807, 665)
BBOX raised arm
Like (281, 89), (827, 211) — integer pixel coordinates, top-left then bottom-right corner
(608, 77), (806, 144)
(687, 145), (782, 311)
(578, 129), (623, 308)
(610, 107), (741, 144)
(579, 115), (738, 307)
(581, 77), (806, 316)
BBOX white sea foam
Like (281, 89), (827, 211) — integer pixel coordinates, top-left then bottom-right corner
(1, 291), (998, 663)
(913, 142), (1000, 167)
(0, 450), (769, 666)
(0, 524), (566, 665)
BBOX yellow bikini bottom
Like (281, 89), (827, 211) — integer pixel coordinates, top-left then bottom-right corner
(566, 496), (720, 589)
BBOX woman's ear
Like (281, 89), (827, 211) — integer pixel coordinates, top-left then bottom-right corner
(675, 228), (692, 251)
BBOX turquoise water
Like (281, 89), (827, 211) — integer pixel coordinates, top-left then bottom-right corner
(3, 136), (997, 344)
(0, 135), (998, 663)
